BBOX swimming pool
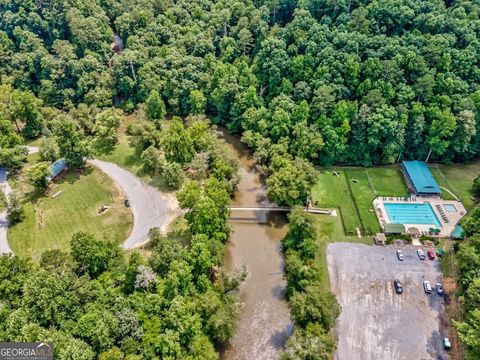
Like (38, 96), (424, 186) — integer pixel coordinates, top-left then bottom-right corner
(444, 204), (457, 212)
(383, 202), (441, 226)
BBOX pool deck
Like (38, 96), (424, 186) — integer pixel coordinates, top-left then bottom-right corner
(373, 196), (467, 237)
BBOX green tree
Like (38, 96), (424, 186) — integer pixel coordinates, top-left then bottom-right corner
(54, 117), (91, 168)
(188, 90), (207, 115)
(25, 162), (50, 190)
(163, 162), (185, 190)
(0, 118), (22, 148)
(289, 286), (340, 329)
(74, 309), (119, 353)
(11, 90), (43, 139)
(473, 174), (480, 198)
(140, 146), (166, 175)
(161, 118), (194, 164)
(455, 310), (480, 360)
(281, 322), (335, 360)
(7, 192), (24, 225)
(0, 146), (28, 170)
(22, 270), (80, 327)
(266, 157), (317, 206)
(145, 90), (166, 121)
(39, 137), (60, 162)
(93, 109), (121, 145)
(70, 232), (121, 278)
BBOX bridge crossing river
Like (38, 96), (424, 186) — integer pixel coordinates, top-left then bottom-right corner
(229, 206), (337, 216)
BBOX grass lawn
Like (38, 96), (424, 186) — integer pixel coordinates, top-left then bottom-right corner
(367, 166), (409, 196)
(8, 167), (133, 260)
(312, 166), (409, 235)
(311, 168), (361, 235)
(23, 137), (44, 147)
(431, 161), (480, 210)
(344, 168), (380, 234)
(430, 168), (458, 201)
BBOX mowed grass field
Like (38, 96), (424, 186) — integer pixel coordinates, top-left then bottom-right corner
(312, 166), (408, 235)
(431, 161), (480, 210)
(311, 169), (361, 234)
(8, 167), (133, 260)
(367, 167), (409, 196)
(344, 168), (379, 234)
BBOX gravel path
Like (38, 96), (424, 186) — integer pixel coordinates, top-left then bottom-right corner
(90, 160), (179, 248)
(0, 146), (178, 253)
(0, 168), (13, 254)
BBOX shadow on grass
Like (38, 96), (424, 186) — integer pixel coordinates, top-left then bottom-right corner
(91, 139), (116, 156)
(60, 166), (93, 185)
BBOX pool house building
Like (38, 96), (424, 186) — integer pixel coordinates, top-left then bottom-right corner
(372, 160), (467, 239)
(402, 160), (441, 196)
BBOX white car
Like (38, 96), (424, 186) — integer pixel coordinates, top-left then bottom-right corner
(417, 249), (426, 260)
(396, 250), (404, 261)
(423, 280), (432, 294)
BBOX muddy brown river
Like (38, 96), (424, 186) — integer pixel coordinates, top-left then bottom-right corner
(220, 130), (292, 360)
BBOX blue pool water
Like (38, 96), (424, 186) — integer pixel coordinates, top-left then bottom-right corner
(444, 204), (457, 212)
(384, 202), (441, 226)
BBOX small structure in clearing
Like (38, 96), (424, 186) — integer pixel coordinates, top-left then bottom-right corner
(46, 159), (67, 182)
(374, 233), (386, 245)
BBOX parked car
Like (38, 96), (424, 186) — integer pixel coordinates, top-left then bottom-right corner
(443, 337), (451, 350)
(423, 280), (432, 294)
(124, 199), (131, 207)
(436, 283), (444, 295)
(393, 280), (403, 294)
(417, 249), (426, 260)
(427, 250), (435, 260)
(396, 250), (404, 261)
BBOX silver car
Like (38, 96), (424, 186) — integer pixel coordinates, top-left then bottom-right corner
(417, 249), (426, 260)
(423, 280), (432, 294)
(396, 250), (404, 261)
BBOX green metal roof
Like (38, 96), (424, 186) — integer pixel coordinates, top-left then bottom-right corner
(46, 158), (67, 181)
(402, 161), (441, 194)
(384, 223), (406, 234)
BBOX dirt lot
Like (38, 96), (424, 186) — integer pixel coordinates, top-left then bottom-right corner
(328, 243), (449, 360)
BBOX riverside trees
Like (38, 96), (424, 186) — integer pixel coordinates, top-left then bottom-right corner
(2, 0), (480, 357)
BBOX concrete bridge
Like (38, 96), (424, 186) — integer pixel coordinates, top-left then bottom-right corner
(229, 206), (337, 216)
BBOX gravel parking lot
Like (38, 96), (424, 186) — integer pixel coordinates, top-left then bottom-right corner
(328, 242), (448, 360)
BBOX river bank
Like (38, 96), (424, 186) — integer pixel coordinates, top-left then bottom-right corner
(220, 129), (292, 360)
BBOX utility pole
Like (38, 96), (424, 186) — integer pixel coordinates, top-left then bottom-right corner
(425, 149), (433, 163)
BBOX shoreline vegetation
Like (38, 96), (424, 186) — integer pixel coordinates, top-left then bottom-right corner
(2, 0), (480, 358)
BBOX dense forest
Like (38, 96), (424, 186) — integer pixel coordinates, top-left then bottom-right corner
(1, 0), (480, 358)
(455, 179), (480, 359)
(1, 0), (480, 166)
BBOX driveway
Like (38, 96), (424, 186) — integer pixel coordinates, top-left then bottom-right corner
(328, 243), (447, 360)
(90, 160), (179, 248)
(0, 168), (13, 254)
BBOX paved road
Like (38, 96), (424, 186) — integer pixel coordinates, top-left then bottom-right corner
(328, 243), (447, 360)
(90, 160), (179, 248)
(0, 168), (13, 254)
(25, 146), (39, 154)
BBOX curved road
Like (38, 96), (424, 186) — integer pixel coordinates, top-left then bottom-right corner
(89, 160), (179, 249)
(0, 168), (13, 254)
(0, 146), (178, 253)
